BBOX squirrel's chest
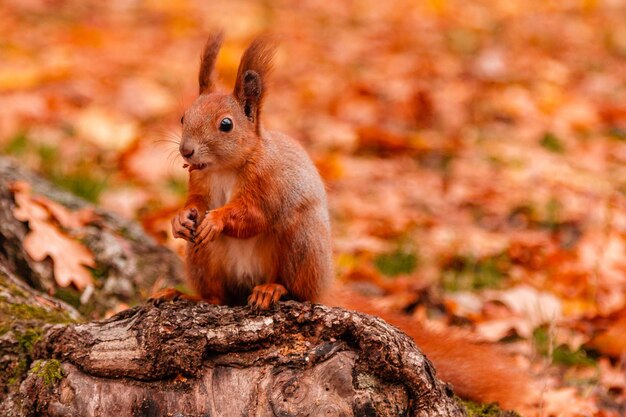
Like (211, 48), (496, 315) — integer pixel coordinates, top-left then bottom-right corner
(208, 172), (237, 209)
(206, 171), (271, 283)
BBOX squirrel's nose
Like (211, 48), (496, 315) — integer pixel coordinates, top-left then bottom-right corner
(180, 144), (195, 158)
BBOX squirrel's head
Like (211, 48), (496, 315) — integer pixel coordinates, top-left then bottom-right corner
(179, 32), (275, 172)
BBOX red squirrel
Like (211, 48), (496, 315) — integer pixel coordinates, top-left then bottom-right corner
(169, 32), (532, 411)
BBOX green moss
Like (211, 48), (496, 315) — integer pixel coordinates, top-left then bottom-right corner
(3, 131), (29, 155)
(532, 325), (550, 356)
(89, 264), (109, 281)
(0, 274), (72, 326)
(117, 225), (133, 239)
(16, 328), (45, 353)
(446, 29), (479, 54)
(533, 327), (597, 367)
(49, 171), (108, 203)
(53, 286), (83, 309)
(35, 143), (109, 203)
(442, 253), (508, 292)
(540, 132), (565, 153)
(608, 127), (626, 141)
(37, 143), (59, 167)
(167, 177), (188, 197)
(462, 399), (521, 417)
(543, 198), (562, 232)
(5, 328), (45, 386)
(374, 249), (418, 277)
(552, 346), (597, 367)
(53, 282), (98, 316)
(0, 275), (29, 299)
(7, 359), (29, 386)
(3, 133), (108, 202)
(0, 301), (74, 326)
(31, 359), (64, 387)
(0, 272), (77, 388)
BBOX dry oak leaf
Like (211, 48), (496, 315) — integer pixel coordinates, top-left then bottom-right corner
(30, 194), (99, 229)
(589, 312), (626, 358)
(540, 387), (597, 417)
(10, 181), (95, 291)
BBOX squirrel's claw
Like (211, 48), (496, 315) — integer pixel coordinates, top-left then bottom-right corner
(171, 207), (199, 242)
(148, 288), (191, 306)
(248, 283), (287, 311)
(194, 214), (223, 248)
(171, 216), (194, 241)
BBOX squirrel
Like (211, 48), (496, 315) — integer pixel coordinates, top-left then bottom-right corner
(167, 32), (533, 411)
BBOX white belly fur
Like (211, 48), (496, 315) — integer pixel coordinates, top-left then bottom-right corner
(209, 171), (237, 209)
(222, 236), (264, 286)
(209, 171), (266, 285)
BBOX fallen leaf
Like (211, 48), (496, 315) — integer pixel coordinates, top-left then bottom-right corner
(22, 220), (95, 289)
(30, 195), (98, 229)
(540, 387), (597, 417)
(489, 285), (562, 328)
(116, 78), (174, 120)
(11, 181), (95, 291)
(589, 313), (626, 358)
(476, 316), (533, 341)
(74, 107), (138, 151)
(100, 187), (152, 219)
(598, 358), (626, 391)
(470, 286), (562, 341)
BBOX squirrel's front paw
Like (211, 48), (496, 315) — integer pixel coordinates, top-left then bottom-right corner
(194, 211), (223, 247)
(171, 207), (198, 242)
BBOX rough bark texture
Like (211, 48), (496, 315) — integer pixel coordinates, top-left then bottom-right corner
(7, 300), (465, 417)
(0, 156), (185, 316)
(0, 262), (78, 409)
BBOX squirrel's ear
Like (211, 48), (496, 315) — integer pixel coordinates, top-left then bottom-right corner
(233, 35), (276, 128)
(198, 32), (224, 95)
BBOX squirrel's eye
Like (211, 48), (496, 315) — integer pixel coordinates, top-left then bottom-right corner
(180, 115), (184, 124)
(219, 117), (233, 132)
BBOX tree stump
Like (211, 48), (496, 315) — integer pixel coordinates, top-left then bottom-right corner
(4, 300), (466, 417)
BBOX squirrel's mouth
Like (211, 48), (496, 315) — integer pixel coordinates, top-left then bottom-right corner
(183, 163), (208, 172)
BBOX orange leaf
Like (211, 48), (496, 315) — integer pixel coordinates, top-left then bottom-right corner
(11, 181), (99, 229)
(11, 181), (95, 291)
(30, 195), (98, 229)
(590, 315), (626, 358)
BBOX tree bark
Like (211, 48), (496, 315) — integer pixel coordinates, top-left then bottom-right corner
(0, 262), (78, 411)
(11, 300), (465, 417)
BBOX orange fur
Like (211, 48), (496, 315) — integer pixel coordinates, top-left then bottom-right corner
(198, 32), (224, 94)
(149, 287), (202, 303)
(169, 32), (533, 411)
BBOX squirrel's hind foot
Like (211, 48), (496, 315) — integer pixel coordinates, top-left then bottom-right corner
(148, 288), (201, 306)
(247, 283), (287, 311)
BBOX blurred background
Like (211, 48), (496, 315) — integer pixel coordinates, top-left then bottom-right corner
(2, 0), (626, 413)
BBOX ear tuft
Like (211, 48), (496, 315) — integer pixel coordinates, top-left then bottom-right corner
(233, 35), (277, 128)
(198, 31), (225, 94)
(243, 70), (262, 110)
(241, 71), (261, 118)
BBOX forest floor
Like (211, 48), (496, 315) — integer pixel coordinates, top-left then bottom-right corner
(2, 1), (626, 415)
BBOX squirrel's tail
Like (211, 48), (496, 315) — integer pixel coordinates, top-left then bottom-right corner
(326, 286), (534, 412)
